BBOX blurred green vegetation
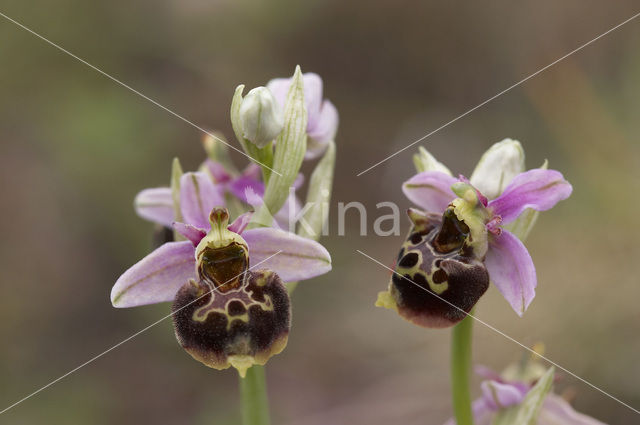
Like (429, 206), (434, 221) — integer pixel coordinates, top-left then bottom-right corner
(0, 0), (639, 424)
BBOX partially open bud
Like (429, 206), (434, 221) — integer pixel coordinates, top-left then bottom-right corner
(173, 207), (291, 376)
(412, 146), (452, 175)
(376, 207), (489, 328)
(470, 139), (525, 200)
(239, 86), (284, 148)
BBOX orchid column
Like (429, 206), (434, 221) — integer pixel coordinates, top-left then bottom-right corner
(111, 66), (337, 425)
(377, 140), (572, 425)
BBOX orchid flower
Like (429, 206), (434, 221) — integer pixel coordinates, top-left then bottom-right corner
(377, 140), (572, 327)
(444, 356), (607, 425)
(267, 72), (338, 159)
(112, 168), (331, 376)
(113, 171), (331, 308)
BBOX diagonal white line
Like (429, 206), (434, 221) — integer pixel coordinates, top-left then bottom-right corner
(0, 11), (282, 177)
(356, 10), (640, 177)
(0, 250), (283, 415)
(357, 249), (640, 415)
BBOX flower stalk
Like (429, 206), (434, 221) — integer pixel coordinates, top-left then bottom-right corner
(240, 365), (271, 425)
(451, 312), (474, 425)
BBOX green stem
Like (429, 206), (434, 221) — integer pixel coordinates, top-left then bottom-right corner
(240, 365), (271, 425)
(451, 313), (474, 425)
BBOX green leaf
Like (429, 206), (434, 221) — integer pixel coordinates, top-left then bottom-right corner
(492, 366), (555, 425)
(251, 65), (307, 228)
(170, 157), (185, 241)
(297, 140), (335, 239)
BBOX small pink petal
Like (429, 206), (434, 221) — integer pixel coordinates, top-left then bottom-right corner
(486, 229), (537, 316)
(488, 169), (572, 224)
(228, 176), (264, 203)
(228, 212), (253, 234)
(293, 172), (305, 189)
(301, 72), (324, 117)
(111, 241), (196, 308)
(134, 187), (174, 226)
(307, 99), (338, 145)
(402, 171), (457, 213)
(241, 163), (262, 181)
(480, 380), (527, 410)
(172, 222), (206, 246)
(204, 159), (232, 184)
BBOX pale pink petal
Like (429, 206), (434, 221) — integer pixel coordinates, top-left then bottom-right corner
(480, 380), (527, 409)
(267, 72), (328, 142)
(488, 169), (572, 224)
(275, 191), (301, 232)
(307, 100), (338, 146)
(111, 241), (196, 307)
(266, 77), (290, 107)
(134, 187), (174, 226)
(242, 227), (331, 282)
(402, 171), (457, 213)
(301, 72), (323, 117)
(228, 176), (264, 204)
(228, 212), (253, 234)
(293, 172), (305, 189)
(179, 172), (225, 229)
(241, 163), (262, 181)
(204, 159), (232, 184)
(539, 394), (607, 425)
(486, 229), (537, 316)
(172, 222), (206, 246)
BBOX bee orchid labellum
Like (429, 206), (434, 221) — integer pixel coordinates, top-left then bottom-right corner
(172, 208), (291, 377)
(377, 187), (490, 328)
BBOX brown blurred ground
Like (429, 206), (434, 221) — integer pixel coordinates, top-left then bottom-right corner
(0, 0), (639, 424)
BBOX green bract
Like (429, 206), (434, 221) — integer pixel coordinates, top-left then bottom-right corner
(251, 66), (307, 227)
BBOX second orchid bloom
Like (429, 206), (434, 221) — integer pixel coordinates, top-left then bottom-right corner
(377, 139), (573, 327)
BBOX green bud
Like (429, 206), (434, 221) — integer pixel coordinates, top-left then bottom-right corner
(413, 146), (452, 175)
(230, 85), (275, 182)
(239, 86), (284, 148)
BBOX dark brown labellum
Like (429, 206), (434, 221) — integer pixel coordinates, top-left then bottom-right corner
(172, 269), (290, 375)
(388, 209), (489, 328)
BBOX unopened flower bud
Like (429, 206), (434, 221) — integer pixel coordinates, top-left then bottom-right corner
(239, 86), (284, 147)
(470, 139), (525, 200)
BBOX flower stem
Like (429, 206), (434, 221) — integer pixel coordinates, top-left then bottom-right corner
(451, 312), (474, 425)
(240, 365), (271, 425)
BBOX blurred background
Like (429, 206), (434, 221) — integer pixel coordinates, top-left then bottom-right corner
(1, 0), (639, 423)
